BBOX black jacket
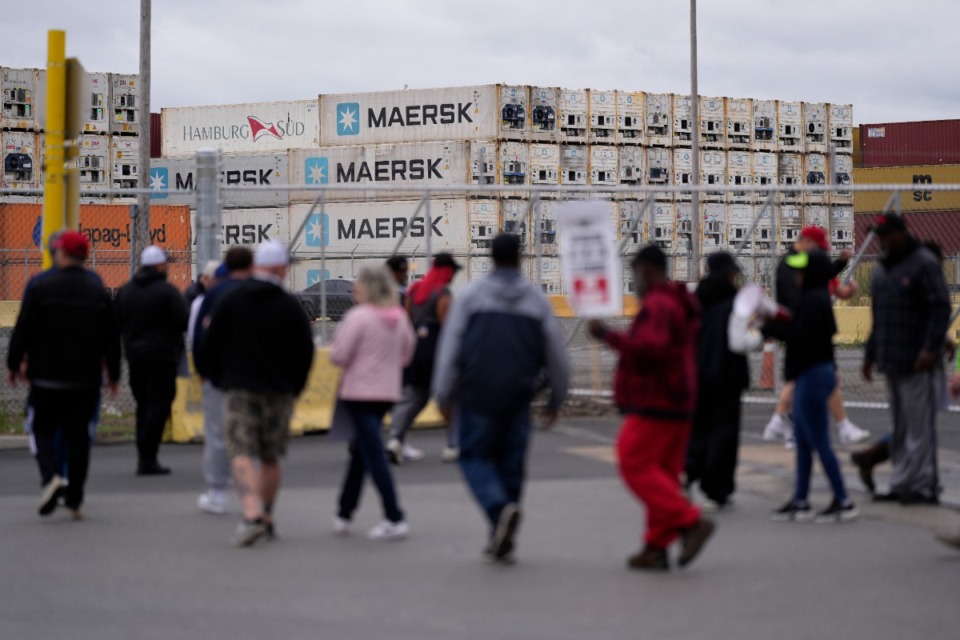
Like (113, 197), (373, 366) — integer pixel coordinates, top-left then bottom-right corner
(115, 267), (189, 363)
(695, 276), (749, 392)
(7, 266), (121, 389)
(766, 252), (837, 380)
(203, 277), (314, 395)
(775, 249), (848, 310)
(866, 238), (951, 374)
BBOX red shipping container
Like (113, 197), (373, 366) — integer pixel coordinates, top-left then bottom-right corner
(859, 120), (960, 168)
(150, 113), (162, 158)
(854, 211), (960, 255)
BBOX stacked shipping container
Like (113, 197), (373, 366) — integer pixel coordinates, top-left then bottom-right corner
(150, 86), (857, 290)
(853, 119), (960, 262)
(1, 67), (145, 201)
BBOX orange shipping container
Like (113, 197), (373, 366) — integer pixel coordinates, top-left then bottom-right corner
(0, 203), (192, 300)
(0, 203), (191, 252)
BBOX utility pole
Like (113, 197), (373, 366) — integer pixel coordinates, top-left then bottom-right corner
(689, 0), (701, 282)
(134, 0), (152, 270)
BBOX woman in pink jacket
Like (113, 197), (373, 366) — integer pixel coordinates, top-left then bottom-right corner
(329, 266), (416, 540)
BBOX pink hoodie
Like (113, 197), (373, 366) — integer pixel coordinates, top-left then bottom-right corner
(329, 303), (416, 402)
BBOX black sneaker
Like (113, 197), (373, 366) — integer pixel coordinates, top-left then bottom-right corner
(491, 503), (521, 560)
(770, 500), (814, 522)
(814, 500), (858, 523)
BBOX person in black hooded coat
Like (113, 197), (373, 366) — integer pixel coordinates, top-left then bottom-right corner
(685, 252), (748, 509)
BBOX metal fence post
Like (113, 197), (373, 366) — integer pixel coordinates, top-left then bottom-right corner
(195, 149), (221, 271)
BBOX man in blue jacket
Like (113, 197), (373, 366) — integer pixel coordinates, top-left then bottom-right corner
(433, 233), (569, 564)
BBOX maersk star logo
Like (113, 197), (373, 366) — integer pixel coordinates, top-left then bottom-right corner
(336, 102), (360, 136)
(149, 167), (168, 199)
(305, 213), (329, 248)
(306, 269), (329, 287)
(304, 157), (329, 185)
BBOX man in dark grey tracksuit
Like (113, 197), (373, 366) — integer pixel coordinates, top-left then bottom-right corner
(863, 214), (951, 504)
(433, 234), (569, 564)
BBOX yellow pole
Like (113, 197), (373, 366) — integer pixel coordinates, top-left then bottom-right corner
(41, 30), (66, 269)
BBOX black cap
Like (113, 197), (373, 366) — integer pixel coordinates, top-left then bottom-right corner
(491, 234), (522, 266)
(871, 213), (908, 235)
(385, 255), (408, 273)
(432, 252), (462, 271)
(631, 244), (667, 272)
(707, 251), (741, 277)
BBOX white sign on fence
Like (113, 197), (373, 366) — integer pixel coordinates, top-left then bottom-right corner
(556, 201), (622, 317)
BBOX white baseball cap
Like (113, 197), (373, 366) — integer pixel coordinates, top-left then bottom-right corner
(200, 260), (220, 278)
(141, 245), (167, 267)
(254, 241), (289, 268)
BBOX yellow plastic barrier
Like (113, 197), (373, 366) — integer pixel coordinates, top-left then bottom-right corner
(167, 348), (446, 443)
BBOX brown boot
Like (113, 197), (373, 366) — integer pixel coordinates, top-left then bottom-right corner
(627, 544), (669, 571)
(678, 518), (716, 568)
(850, 440), (890, 494)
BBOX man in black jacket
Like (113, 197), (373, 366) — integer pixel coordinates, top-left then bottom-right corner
(685, 252), (748, 510)
(7, 231), (121, 519)
(204, 242), (315, 547)
(115, 245), (189, 476)
(863, 214), (951, 504)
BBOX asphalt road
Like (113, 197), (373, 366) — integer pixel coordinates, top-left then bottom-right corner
(1, 409), (959, 640)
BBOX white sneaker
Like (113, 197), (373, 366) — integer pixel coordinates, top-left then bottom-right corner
(333, 516), (351, 536)
(838, 420), (870, 445)
(385, 438), (404, 465)
(402, 443), (424, 462)
(367, 520), (409, 540)
(197, 489), (230, 515)
(762, 414), (792, 442)
(441, 446), (460, 463)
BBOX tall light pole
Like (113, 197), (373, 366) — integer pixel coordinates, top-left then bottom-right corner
(134, 0), (151, 272)
(689, 0), (701, 281)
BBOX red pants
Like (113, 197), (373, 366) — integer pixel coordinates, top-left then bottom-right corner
(617, 414), (701, 548)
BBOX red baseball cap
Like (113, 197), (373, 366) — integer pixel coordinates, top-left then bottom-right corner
(799, 226), (829, 251)
(54, 230), (89, 261)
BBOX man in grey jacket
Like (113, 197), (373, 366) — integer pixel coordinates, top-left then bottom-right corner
(863, 214), (951, 504)
(433, 233), (569, 564)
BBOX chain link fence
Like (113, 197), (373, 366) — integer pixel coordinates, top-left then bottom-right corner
(1, 179), (959, 429)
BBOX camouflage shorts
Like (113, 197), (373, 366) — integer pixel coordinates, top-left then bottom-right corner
(224, 390), (295, 461)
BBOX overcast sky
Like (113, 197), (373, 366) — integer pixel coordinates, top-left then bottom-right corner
(3, 0), (957, 125)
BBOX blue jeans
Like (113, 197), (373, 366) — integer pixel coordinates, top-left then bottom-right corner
(793, 363), (848, 503)
(457, 406), (531, 533)
(337, 401), (404, 523)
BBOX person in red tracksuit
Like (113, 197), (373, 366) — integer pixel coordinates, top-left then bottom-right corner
(589, 244), (716, 571)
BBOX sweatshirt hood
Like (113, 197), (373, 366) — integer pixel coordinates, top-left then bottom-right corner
(488, 268), (529, 303)
(369, 304), (406, 328)
(134, 266), (167, 286)
(696, 275), (737, 309)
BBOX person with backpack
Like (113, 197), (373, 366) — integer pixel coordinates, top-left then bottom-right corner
(386, 253), (461, 464)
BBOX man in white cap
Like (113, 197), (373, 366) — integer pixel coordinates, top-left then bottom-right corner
(115, 245), (189, 475)
(203, 242), (315, 547)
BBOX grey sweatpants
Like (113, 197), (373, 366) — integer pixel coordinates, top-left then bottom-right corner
(389, 384), (458, 447)
(389, 385), (431, 443)
(886, 368), (941, 500)
(202, 381), (231, 490)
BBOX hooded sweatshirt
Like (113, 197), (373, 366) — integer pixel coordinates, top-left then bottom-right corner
(204, 277), (315, 395)
(603, 280), (700, 421)
(115, 267), (189, 363)
(695, 275), (749, 393)
(330, 303), (416, 403)
(432, 268), (569, 414)
(765, 251), (837, 380)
